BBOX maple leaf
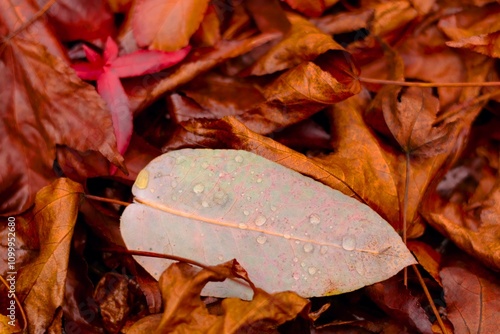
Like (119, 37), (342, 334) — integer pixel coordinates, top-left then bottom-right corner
(72, 37), (190, 157)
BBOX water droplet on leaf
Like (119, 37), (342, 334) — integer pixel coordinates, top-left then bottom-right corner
(303, 243), (314, 253)
(256, 235), (267, 244)
(254, 215), (266, 226)
(234, 155), (243, 163)
(308, 267), (317, 275)
(193, 183), (205, 194)
(309, 214), (320, 225)
(342, 235), (356, 251)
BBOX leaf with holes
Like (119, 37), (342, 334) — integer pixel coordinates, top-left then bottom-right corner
(120, 149), (415, 299)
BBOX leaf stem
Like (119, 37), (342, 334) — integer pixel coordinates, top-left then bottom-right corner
(359, 77), (500, 87)
(84, 194), (131, 207)
(412, 264), (449, 334)
(403, 151), (410, 287)
(100, 247), (253, 291)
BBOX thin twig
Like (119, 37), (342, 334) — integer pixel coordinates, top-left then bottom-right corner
(3, 0), (57, 43)
(100, 248), (253, 290)
(359, 77), (500, 87)
(412, 264), (448, 334)
(84, 194), (131, 207)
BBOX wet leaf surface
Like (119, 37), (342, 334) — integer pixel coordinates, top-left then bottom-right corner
(121, 149), (415, 299)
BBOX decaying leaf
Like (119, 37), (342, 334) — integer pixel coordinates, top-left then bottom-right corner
(121, 149), (415, 299)
(16, 178), (83, 333)
(128, 261), (310, 333)
(440, 253), (500, 333)
(0, 37), (122, 215)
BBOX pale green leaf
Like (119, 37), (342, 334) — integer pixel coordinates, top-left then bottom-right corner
(121, 149), (415, 299)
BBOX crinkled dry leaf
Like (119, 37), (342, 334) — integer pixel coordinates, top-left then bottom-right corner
(365, 278), (433, 334)
(422, 183), (500, 271)
(247, 13), (345, 75)
(128, 261), (310, 334)
(16, 178), (83, 334)
(0, 37), (122, 215)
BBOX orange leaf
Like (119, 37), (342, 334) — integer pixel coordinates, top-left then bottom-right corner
(128, 261), (310, 333)
(16, 178), (83, 333)
(133, 0), (210, 51)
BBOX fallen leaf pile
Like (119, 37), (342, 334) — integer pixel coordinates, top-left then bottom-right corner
(1, 0), (499, 333)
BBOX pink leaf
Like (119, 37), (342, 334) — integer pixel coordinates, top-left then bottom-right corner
(97, 69), (133, 156)
(111, 46), (191, 77)
(72, 62), (103, 80)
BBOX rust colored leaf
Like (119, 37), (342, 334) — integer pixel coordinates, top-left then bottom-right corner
(0, 37), (122, 215)
(407, 241), (442, 286)
(440, 253), (500, 333)
(247, 13), (343, 75)
(35, 0), (115, 42)
(93, 272), (144, 333)
(283, 0), (326, 17)
(422, 181), (500, 271)
(133, 0), (210, 51)
(365, 278), (433, 334)
(447, 32), (500, 58)
(192, 4), (221, 47)
(238, 52), (360, 134)
(127, 33), (279, 112)
(16, 178), (83, 334)
(128, 261), (310, 333)
(244, 0), (290, 34)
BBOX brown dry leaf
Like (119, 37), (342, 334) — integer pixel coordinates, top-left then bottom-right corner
(16, 178), (83, 334)
(440, 252), (500, 333)
(365, 278), (433, 333)
(422, 181), (500, 271)
(407, 241), (442, 285)
(0, 0), (68, 60)
(127, 33), (279, 112)
(0, 314), (22, 333)
(244, 0), (291, 34)
(438, 4), (500, 59)
(0, 36), (122, 215)
(322, 90), (412, 235)
(447, 32), (500, 58)
(192, 4), (221, 47)
(179, 72), (265, 121)
(94, 272), (143, 333)
(247, 13), (345, 75)
(133, 0), (210, 51)
(283, 0), (326, 17)
(128, 261), (310, 333)
(369, 0), (417, 36)
(311, 8), (373, 35)
(237, 51), (360, 134)
(35, 0), (115, 42)
(398, 24), (465, 108)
